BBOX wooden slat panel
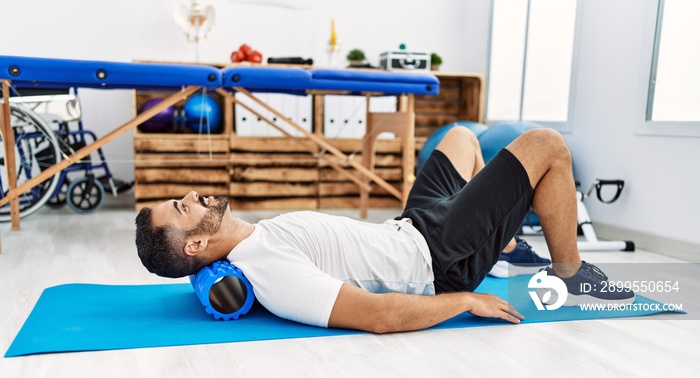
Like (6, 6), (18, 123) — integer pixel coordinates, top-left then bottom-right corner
(318, 154), (401, 168)
(135, 168), (229, 183)
(230, 153), (318, 167)
(320, 167), (402, 182)
(231, 152), (401, 167)
(230, 136), (317, 153)
(459, 77), (483, 122)
(416, 86), (460, 101)
(135, 183), (228, 199)
(327, 138), (401, 154)
(135, 135), (229, 153)
(415, 114), (459, 127)
(319, 182), (401, 196)
(414, 101), (460, 115)
(228, 197), (318, 211)
(415, 74), (484, 124)
(229, 152), (401, 168)
(232, 167), (318, 182)
(230, 136), (401, 154)
(319, 196), (402, 209)
(230, 182), (317, 197)
(135, 153), (229, 168)
(436, 77), (468, 87)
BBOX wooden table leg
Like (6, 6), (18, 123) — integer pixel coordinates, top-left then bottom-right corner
(360, 94), (372, 219)
(1, 80), (21, 236)
(402, 94), (416, 209)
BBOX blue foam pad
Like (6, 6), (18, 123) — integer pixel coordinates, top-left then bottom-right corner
(5, 276), (681, 357)
(220, 66), (440, 96)
(222, 66), (312, 95)
(0, 55), (222, 91)
(310, 69), (439, 95)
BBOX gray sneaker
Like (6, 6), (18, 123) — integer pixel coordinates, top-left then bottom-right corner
(537, 261), (636, 306)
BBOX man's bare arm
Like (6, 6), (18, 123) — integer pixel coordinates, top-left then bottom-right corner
(328, 283), (524, 334)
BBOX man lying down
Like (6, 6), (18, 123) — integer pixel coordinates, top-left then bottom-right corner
(135, 128), (635, 333)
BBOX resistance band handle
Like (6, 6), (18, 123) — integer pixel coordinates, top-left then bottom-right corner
(189, 260), (255, 321)
(594, 179), (625, 204)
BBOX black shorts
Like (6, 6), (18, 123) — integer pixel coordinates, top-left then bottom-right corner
(399, 148), (534, 293)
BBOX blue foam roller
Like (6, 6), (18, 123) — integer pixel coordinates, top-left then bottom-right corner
(189, 260), (255, 321)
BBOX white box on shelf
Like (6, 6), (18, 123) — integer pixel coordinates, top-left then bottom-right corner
(379, 51), (430, 71)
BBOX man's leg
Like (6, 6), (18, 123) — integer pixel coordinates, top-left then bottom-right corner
(427, 127), (632, 303)
(434, 126), (484, 181)
(504, 129), (581, 277)
(434, 127), (517, 253)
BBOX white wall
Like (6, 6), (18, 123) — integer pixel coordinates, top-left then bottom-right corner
(3, 0), (697, 251)
(564, 0), (700, 249)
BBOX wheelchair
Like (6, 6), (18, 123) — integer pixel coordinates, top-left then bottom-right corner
(0, 87), (132, 222)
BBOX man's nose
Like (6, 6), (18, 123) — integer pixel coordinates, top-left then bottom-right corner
(183, 191), (199, 203)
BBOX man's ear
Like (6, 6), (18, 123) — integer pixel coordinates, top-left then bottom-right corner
(183, 236), (209, 257)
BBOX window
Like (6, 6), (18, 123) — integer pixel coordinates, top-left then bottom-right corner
(647, 0), (700, 122)
(487, 0), (578, 128)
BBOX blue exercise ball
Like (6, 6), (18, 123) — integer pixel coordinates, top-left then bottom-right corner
(183, 94), (222, 133)
(417, 121), (489, 173)
(478, 121), (542, 163)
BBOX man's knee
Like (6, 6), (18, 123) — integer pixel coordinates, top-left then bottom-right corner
(436, 126), (480, 154)
(521, 128), (571, 164)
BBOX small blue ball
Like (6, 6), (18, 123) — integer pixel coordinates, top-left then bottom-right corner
(183, 94), (222, 133)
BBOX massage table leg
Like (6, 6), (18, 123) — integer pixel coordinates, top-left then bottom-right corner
(1, 80), (20, 235)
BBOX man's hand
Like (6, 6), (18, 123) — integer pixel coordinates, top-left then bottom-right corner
(328, 284), (524, 334)
(464, 292), (524, 324)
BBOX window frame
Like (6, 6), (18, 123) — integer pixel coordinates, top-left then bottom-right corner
(638, 0), (700, 137)
(485, 0), (582, 133)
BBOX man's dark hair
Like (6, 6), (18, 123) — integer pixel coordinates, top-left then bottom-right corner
(135, 207), (204, 278)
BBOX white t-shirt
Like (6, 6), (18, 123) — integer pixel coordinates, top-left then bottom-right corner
(227, 211), (435, 327)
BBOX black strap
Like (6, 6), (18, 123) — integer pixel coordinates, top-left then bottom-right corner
(594, 179), (625, 204)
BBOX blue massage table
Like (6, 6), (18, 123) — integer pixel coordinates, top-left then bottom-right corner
(0, 55), (439, 245)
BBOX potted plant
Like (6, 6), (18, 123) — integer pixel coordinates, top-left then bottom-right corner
(346, 48), (366, 67)
(431, 52), (442, 71)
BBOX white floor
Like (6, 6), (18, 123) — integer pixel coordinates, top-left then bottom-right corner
(1, 193), (698, 378)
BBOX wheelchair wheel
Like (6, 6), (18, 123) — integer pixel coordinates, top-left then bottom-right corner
(67, 175), (105, 214)
(0, 104), (61, 222)
(46, 177), (70, 208)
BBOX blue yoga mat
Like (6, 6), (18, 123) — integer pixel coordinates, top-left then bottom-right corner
(5, 276), (680, 357)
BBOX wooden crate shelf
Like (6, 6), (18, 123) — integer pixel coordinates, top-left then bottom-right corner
(133, 71), (483, 211)
(228, 197), (318, 211)
(228, 136), (403, 210)
(414, 73), (484, 138)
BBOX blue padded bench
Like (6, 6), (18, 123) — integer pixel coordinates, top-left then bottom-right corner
(0, 55), (222, 91)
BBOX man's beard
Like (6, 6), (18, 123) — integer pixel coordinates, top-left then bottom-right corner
(185, 196), (229, 237)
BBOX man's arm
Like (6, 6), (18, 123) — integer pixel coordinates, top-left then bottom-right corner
(328, 283), (524, 334)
